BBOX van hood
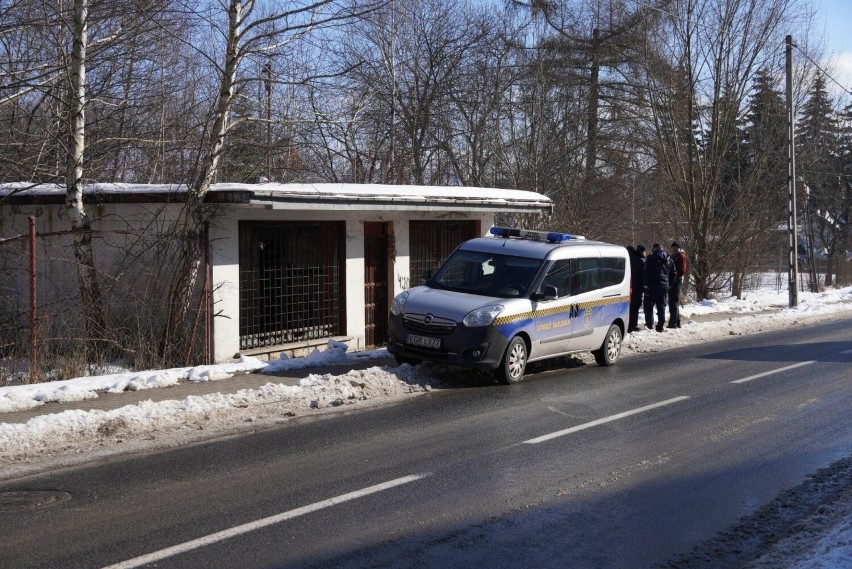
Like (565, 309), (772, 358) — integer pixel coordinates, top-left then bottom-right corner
(402, 286), (506, 321)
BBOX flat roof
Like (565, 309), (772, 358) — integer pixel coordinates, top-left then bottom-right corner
(0, 182), (552, 214)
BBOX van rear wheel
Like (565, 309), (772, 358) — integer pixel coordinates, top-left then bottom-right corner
(593, 324), (622, 366)
(496, 336), (527, 384)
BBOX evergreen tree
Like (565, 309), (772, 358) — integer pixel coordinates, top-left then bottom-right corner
(797, 74), (844, 284)
(836, 102), (852, 271)
(743, 67), (787, 216)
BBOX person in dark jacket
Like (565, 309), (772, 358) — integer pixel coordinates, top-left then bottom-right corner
(668, 242), (688, 328)
(627, 244), (647, 333)
(644, 243), (674, 332)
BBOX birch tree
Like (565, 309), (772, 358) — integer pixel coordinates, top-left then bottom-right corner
(162, 0), (381, 361)
(63, 0), (109, 345)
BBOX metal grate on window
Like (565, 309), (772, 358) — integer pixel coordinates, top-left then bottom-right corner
(409, 220), (478, 287)
(239, 221), (345, 350)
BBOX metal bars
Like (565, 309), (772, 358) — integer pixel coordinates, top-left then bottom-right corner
(239, 221), (345, 350)
(409, 220), (478, 287)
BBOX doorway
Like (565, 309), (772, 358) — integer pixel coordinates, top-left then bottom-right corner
(364, 222), (391, 348)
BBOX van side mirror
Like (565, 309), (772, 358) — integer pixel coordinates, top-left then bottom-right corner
(534, 284), (558, 301)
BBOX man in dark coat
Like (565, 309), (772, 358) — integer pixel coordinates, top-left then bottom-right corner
(668, 242), (688, 328)
(643, 243), (673, 332)
(627, 244), (647, 333)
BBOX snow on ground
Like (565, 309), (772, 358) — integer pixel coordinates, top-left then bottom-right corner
(0, 339), (389, 413)
(0, 284), (850, 565)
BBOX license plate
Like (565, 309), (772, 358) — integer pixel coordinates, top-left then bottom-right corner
(406, 334), (441, 349)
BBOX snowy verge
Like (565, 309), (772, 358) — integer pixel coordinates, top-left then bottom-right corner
(0, 363), (439, 476)
(0, 339), (390, 413)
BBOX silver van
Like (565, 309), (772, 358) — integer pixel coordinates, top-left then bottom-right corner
(387, 227), (630, 383)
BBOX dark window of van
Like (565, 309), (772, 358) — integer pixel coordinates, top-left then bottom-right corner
(600, 257), (626, 287)
(540, 260), (572, 297)
(571, 257), (599, 295)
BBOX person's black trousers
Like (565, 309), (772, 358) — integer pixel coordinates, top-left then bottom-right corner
(644, 290), (667, 331)
(668, 277), (683, 328)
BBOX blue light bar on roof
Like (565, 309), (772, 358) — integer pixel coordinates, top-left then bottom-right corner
(489, 226), (585, 242)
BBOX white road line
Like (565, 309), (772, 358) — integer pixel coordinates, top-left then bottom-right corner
(547, 406), (573, 417)
(730, 361), (816, 384)
(102, 473), (431, 569)
(523, 396), (690, 445)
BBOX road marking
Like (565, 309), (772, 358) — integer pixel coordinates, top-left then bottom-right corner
(730, 361), (816, 384)
(102, 473), (431, 569)
(523, 396), (690, 445)
(547, 406), (573, 417)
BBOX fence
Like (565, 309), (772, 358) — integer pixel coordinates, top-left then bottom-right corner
(736, 256), (851, 295)
(0, 213), (210, 385)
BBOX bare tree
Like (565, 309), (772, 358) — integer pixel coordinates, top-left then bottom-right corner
(642, 0), (801, 300)
(162, 0), (381, 361)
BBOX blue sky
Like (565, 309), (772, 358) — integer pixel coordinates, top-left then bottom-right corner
(818, 0), (852, 52)
(817, 0), (852, 96)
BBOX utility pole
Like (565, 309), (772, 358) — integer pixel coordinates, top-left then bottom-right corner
(785, 35), (799, 307)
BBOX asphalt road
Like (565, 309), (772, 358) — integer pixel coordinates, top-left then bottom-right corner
(1, 319), (850, 569)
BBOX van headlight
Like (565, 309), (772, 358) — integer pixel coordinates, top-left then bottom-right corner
(463, 304), (504, 327)
(390, 291), (410, 316)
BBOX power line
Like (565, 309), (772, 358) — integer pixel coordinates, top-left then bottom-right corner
(791, 42), (852, 97)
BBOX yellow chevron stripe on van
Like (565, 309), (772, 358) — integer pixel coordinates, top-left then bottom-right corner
(494, 295), (629, 326)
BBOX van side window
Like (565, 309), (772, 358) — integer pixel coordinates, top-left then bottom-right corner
(540, 260), (572, 297)
(600, 257), (626, 287)
(572, 257), (599, 295)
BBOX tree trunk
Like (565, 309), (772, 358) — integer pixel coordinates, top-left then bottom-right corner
(66, 0), (106, 352)
(162, 0), (242, 363)
(732, 272), (742, 299)
(824, 255), (834, 288)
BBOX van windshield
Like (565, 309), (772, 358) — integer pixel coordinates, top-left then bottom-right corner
(428, 250), (543, 298)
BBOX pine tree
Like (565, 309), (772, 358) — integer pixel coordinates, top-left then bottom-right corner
(797, 74), (844, 285)
(743, 67), (787, 215)
(836, 102), (852, 281)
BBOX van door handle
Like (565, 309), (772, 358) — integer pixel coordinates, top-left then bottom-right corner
(602, 293), (621, 298)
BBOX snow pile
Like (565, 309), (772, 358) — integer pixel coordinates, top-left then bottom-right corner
(0, 356), (267, 413)
(263, 339), (389, 373)
(0, 363), (437, 464)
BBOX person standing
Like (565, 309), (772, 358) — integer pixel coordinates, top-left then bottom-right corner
(627, 244), (647, 333)
(644, 243), (673, 332)
(668, 242), (688, 328)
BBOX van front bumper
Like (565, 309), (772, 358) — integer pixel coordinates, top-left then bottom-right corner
(387, 315), (511, 370)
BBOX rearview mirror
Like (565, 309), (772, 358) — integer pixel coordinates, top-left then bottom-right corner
(534, 284), (558, 301)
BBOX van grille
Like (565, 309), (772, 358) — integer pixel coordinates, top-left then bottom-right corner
(402, 314), (457, 336)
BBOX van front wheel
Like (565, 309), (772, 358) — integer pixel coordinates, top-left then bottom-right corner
(496, 336), (527, 384)
(593, 324), (622, 366)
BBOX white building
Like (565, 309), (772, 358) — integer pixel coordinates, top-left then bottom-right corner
(0, 183), (551, 363)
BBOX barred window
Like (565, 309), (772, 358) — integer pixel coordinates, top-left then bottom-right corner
(239, 221), (345, 350)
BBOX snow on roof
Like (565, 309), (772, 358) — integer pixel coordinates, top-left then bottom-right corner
(0, 182), (553, 212)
